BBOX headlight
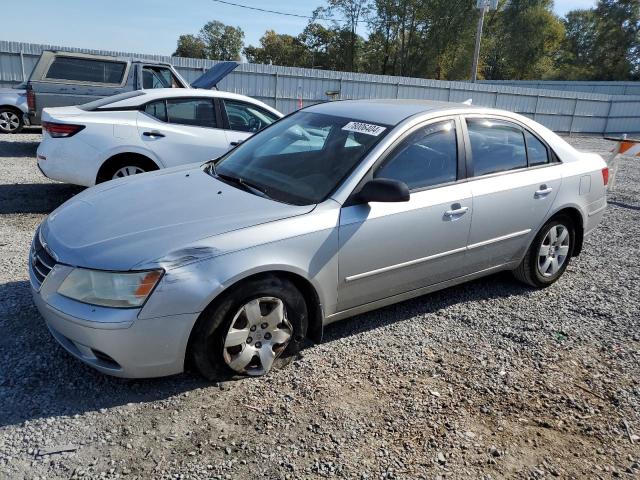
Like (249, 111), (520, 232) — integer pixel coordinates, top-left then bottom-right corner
(57, 269), (163, 308)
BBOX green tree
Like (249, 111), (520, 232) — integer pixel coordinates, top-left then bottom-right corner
(488, 0), (564, 79)
(173, 34), (207, 58)
(243, 30), (310, 67)
(315, 0), (370, 71)
(555, 9), (599, 79)
(591, 0), (640, 80)
(199, 20), (245, 61)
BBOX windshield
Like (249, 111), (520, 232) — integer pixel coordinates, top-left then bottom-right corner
(212, 112), (390, 205)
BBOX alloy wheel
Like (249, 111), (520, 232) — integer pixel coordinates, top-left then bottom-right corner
(0, 111), (20, 132)
(112, 165), (146, 179)
(537, 224), (570, 277)
(222, 297), (293, 376)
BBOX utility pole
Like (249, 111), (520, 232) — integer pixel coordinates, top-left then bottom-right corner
(470, 0), (498, 82)
(470, 6), (486, 82)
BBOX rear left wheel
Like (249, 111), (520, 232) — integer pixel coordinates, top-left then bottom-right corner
(0, 108), (23, 134)
(513, 217), (575, 288)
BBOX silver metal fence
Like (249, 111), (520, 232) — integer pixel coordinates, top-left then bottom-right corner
(479, 80), (640, 96)
(1, 40), (639, 134)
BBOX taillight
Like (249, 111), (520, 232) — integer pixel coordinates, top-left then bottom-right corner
(601, 167), (609, 186)
(42, 121), (85, 138)
(26, 85), (36, 112)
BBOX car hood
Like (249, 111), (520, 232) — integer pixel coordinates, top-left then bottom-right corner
(41, 166), (314, 271)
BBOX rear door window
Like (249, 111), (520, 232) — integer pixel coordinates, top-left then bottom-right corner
(45, 57), (126, 84)
(166, 98), (217, 128)
(466, 119), (527, 176)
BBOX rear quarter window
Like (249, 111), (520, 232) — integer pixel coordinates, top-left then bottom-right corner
(45, 57), (126, 84)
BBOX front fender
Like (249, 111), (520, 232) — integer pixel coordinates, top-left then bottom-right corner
(138, 209), (341, 322)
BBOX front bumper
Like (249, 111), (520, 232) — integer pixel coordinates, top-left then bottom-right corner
(29, 240), (199, 378)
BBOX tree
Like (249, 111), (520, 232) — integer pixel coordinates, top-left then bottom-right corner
(591, 0), (640, 80)
(243, 30), (310, 67)
(315, 0), (370, 71)
(555, 9), (599, 79)
(199, 20), (245, 61)
(173, 34), (207, 58)
(487, 0), (564, 80)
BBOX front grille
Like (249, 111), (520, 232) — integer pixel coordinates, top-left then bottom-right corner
(31, 228), (57, 287)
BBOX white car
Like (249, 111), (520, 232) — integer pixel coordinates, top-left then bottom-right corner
(36, 89), (283, 186)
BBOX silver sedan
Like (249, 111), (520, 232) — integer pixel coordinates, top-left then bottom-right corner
(29, 99), (608, 378)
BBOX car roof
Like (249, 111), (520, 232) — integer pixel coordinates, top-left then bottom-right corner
(102, 88), (282, 116)
(305, 99), (480, 126)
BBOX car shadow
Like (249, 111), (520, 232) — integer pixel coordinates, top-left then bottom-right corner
(0, 280), (207, 428)
(322, 271), (532, 343)
(0, 138), (40, 158)
(0, 272), (531, 427)
(0, 183), (84, 214)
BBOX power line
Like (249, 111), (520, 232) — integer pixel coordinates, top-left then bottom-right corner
(210, 0), (344, 23)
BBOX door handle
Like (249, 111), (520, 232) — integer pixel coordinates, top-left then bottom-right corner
(535, 185), (553, 197)
(143, 131), (165, 138)
(444, 205), (469, 217)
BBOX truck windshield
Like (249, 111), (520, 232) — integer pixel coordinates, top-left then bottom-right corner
(211, 112), (390, 205)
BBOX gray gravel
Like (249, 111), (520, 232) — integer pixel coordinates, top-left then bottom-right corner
(1, 132), (639, 479)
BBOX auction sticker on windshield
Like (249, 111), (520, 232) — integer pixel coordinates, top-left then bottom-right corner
(342, 121), (386, 136)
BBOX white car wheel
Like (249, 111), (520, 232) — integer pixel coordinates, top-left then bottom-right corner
(112, 165), (146, 179)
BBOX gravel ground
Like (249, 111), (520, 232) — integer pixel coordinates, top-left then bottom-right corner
(0, 131), (639, 479)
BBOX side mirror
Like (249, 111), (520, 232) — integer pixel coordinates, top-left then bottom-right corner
(358, 178), (410, 203)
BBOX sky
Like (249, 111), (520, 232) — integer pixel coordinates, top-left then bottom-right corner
(3, 0), (598, 57)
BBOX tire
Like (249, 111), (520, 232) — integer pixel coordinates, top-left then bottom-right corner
(97, 157), (157, 183)
(190, 275), (308, 380)
(0, 107), (24, 134)
(513, 216), (575, 288)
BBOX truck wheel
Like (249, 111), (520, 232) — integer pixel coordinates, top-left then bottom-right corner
(0, 108), (24, 134)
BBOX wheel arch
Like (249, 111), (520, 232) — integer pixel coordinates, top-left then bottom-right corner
(96, 152), (160, 183)
(0, 104), (24, 115)
(185, 269), (324, 369)
(547, 205), (585, 257)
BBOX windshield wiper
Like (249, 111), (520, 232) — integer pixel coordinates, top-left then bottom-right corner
(215, 172), (272, 199)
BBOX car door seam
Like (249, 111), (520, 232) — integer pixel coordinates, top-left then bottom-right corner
(344, 229), (530, 283)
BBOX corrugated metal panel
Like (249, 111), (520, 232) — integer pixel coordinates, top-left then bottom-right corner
(574, 99), (610, 117)
(495, 94), (537, 113)
(480, 79), (640, 96)
(537, 97), (576, 115)
(571, 116), (608, 133)
(1, 40), (639, 133)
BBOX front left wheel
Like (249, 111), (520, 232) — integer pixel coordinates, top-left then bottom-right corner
(190, 276), (308, 379)
(0, 108), (23, 134)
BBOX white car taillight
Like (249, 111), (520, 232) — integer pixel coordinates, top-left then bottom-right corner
(42, 121), (85, 138)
